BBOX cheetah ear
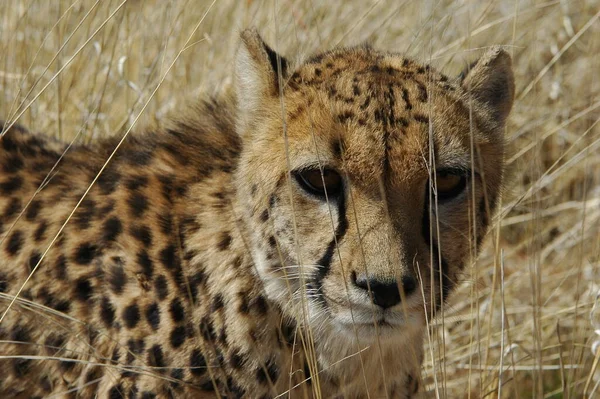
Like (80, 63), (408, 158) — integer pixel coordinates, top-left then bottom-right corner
(459, 47), (515, 126)
(235, 28), (289, 136)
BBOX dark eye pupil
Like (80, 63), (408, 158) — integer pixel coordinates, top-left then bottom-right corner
(432, 171), (467, 201)
(295, 168), (343, 199)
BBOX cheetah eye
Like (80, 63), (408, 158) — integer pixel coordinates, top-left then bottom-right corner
(432, 169), (468, 202)
(294, 168), (344, 199)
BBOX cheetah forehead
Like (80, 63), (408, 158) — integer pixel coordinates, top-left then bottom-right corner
(290, 45), (449, 88)
(276, 47), (474, 185)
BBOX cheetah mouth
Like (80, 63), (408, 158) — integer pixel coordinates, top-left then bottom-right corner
(333, 309), (421, 330)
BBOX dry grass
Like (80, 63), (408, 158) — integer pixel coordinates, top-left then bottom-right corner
(1, 0), (599, 397)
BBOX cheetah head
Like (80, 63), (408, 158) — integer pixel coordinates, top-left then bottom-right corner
(234, 29), (514, 341)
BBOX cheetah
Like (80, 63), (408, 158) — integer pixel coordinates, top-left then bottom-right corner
(0, 29), (514, 398)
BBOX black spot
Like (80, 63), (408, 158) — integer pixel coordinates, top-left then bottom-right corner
(2, 197), (21, 219)
(157, 212), (173, 236)
(158, 174), (175, 201)
(0, 133), (18, 151)
(34, 220), (48, 242)
(123, 304), (140, 329)
(0, 175), (23, 195)
(401, 87), (412, 110)
(103, 217), (122, 242)
(97, 200), (115, 216)
(74, 198), (96, 230)
(154, 275), (169, 300)
(0, 272), (8, 293)
(44, 333), (65, 355)
(199, 317), (215, 342)
(268, 194), (278, 208)
(28, 251), (42, 272)
(175, 184), (188, 199)
(170, 326), (186, 348)
(128, 192), (148, 218)
(53, 299), (70, 313)
(232, 256), (242, 269)
(1, 155), (24, 174)
(40, 375), (53, 392)
(226, 377), (246, 397)
(397, 117), (409, 127)
(13, 358), (31, 377)
(75, 278), (93, 302)
(254, 295), (268, 315)
(126, 149), (153, 166)
(145, 302), (160, 330)
(5, 230), (23, 256)
(217, 232), (232, 251)
(99, 297), (115, 328)
(109, 383), (124, 399)
(199, 380), (216, 391)
(190, 349), (206, 376)
(84, 367), (103, 385)
(55, 255), (67, 280)
(170, 368), (184, 389)
(54, 255), (67, 281)
(74, 243), (98, 265)
(60, 357), (76, 372)
(111, 347), (121, 364)
(268, 236), (276, 248)
(229, 350), (244, 369)
(97, 169), (121, 195)
(169, 298), (185, 322)
(125, 175), (149, 191)
(337, 111), (355, 124)
(360, 96), (371, 110)
(127, 338), (145, 358)
(259, 209), (269, 222)
(141, 392), (156, 399)
(189, 271), (206, 301)
(130, 224), (153, 247)
(159, 245), (178, 270)
(109, 263), (127, 295)
(137, 250), (153, 279)
(256, 358), (279, 385)
(238, 294), (250, 314)
(416, 81), (428, 102)
(25, 200), (42, 221)
(11, 325), (30, 342)
(414, 113), (429, 124)
(211, 294), (224, 312)
(147, 344), (165, 371)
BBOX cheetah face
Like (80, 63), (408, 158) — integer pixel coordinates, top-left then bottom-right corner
(235, 30), (514, 341)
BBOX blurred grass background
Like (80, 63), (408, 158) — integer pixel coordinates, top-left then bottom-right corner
(1, 0), (599, 397)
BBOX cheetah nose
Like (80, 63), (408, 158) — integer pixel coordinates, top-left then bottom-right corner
(353, 274), (417, 309)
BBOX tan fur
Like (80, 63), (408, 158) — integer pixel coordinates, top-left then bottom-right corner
(0, 29), (513, 398)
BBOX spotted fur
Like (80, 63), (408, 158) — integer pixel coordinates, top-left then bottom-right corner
(0, 29), (514, 398)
